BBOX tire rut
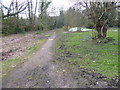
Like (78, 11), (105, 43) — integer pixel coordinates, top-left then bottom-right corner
(2, 32), (78, 88)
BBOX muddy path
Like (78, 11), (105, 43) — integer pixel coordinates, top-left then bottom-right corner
(2, 32), (77, 88)
(2, 31), (117, 88)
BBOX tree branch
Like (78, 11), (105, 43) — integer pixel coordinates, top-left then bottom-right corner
(2, 6), (27, 18)
(98, 5), (120, 21)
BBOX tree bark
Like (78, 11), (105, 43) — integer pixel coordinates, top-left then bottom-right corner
(96, 20), (108, 38)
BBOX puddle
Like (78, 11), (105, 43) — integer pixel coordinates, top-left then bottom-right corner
(49, 39), (53, 40)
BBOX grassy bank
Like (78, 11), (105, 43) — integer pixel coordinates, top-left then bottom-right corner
(56, 30), (118, 79)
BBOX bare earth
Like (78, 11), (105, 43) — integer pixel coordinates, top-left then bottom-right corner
(1, 31), (51, 61)
(2, 32), (117, 88)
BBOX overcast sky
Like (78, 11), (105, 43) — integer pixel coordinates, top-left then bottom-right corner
(1, 0), (76, 17)
(48, 0), (75, 16)
(1, 0), (74, 9)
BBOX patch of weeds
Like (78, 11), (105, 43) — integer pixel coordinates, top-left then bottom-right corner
(35, 31), (41, 35)
(45, 34), (51, 37)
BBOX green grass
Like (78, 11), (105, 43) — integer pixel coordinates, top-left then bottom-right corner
(56, 30), (118, 79)
(1, 39), (46, 78)
(107, 30), (118, 40)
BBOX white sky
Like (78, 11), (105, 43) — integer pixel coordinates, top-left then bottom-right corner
(50, 0), (74, 10)
(1, 0), (118, 17)
(1, 0), (73, 14)
(48, 0), (75, 16)
(1, 0), (74, 8)
(1, 0), (75, 17)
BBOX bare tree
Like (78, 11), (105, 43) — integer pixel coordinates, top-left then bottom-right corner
(38, 0), (51, 30)
(27, 0), (33, 24)
(34, 0), (38, 23)
(74, 1), (120, 38)
(0, 0), (27, 19)
(27, 0), (40, 25)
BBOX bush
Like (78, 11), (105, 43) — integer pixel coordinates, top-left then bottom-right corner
(91, 31), (98, 39)
(2, 17), (26, 35)
(35, 31), (41, 34)
(62, 26), (70, 31)
(15, 27), (25, 34)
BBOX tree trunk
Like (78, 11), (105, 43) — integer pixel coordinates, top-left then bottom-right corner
(96, 20), (108, 38)
(96, 27), (107, 38)
(28, 1), (33, 25)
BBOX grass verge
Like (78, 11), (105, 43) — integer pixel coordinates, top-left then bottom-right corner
(55, 30), (118, 79)
(1, 39), (47, 78)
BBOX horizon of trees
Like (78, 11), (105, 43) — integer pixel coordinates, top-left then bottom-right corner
(0, 0), (119, 37)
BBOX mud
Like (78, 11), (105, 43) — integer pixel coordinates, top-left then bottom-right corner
(2, 31), (118, 88)
(1, 31), (52, 61)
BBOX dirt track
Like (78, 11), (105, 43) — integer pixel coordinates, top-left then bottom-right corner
(2, 32), (117, 88)
(3, 32), (78, 88)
